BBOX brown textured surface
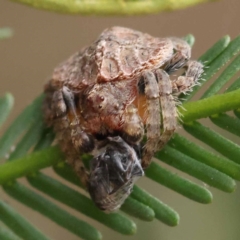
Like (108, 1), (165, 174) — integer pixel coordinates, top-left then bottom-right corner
(1, 0), (240, 240)
(43, 27), (202, 209)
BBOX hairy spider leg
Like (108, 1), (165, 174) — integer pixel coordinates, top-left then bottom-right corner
(163, 37), (203, 94)
(43, 85), (94, 188)
(141, 71), (161, 169)
(171, 60), (204, 94)
(156, 69), (178, 151)
(121, 104), (145, 144)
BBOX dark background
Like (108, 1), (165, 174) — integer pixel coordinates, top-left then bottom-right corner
(1, 0), (240, 239)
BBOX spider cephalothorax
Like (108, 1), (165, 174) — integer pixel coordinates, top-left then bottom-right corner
(43, 26), (203, 211)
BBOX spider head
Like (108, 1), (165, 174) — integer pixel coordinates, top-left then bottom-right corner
(88, 136), (144, 212)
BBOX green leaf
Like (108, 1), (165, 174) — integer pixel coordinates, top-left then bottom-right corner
(145, 162), (213, 204)
(0, 93), (14, 128)
(9, 0), (215, 16)
(27, 172), (137, 235)
(3, 182), (102, 240)
(0, 95), (43, 159)
(210, 113), (240, 138)
(120, 197), (155, 222)
(0, 147), (64, 184)
(184, 121), (240, 164)
(157, 145), (236, 192)
(180, 89), (240, 122)
(8, 112), (45, 161)
(0, 225), (22, 240)
(208, 76), (240, 138)
(185, 35), (240, 101)
(0, 200), (50, 240)
(226, 76), (240, 92)
(202, 54), (240, 98)
(168, 134), (240, 180)
(198, 35), (230, 64)
(131, 186), (179, 226)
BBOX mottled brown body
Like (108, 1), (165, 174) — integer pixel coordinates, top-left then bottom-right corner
(43, 27), (203, 211)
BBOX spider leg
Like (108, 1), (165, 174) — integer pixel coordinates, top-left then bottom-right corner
(162, 37), (203, 94)
(171, 60), (204, 94)
(43, 85), (94, 188)
(66, 152), (90, 188)
(43, 84), (66, 125)
(141, 71), (161, 169)
(51, 86), (95, 153)
(121, 104), (144, 144)
(155, 69), (178, 151)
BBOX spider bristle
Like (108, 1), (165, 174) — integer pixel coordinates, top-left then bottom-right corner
(178, 97), (187, 101)
(178, 104), (187, 112)
(176, 108), (184, 122)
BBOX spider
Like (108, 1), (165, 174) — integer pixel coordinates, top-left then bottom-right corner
(43, 26), (203, 212)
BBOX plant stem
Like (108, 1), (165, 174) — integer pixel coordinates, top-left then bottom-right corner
(156, 145), (236, 193)
(0, 93), (14, 128)
(180, 89), (240, 122)
(131, 186), (179, 226)
(0, 200), (50, 240)
(0, 226), (22, 240)
(184, 121), (240, 164)
(198, 35), (230, 64)
(0, 95), (43, 159)
(27, 171), (137, 235)
(10, 0), (214, 15)
(145, 162), (212, 204)
(201, 54), (240, 98)
(185, 35), (240, 101)
(210, 113), (240, 138)
(0, 147), (64, 184)
(3, 182), (102, 240)
(168, 134), (240, 180)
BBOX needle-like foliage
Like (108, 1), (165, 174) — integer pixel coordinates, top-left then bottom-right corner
(1, 33), (240, 240)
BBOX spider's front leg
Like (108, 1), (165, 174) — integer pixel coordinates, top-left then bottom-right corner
(156, 70), (178, 150)
(141, 71), (161, 169)
(54, 86), (95, 153)
(121, 104), (144, 145)
(163, 37), (204, 94)
(141, 69), (178, 169)
(171, 60), (204, 94)
(44, 85), (94, 187)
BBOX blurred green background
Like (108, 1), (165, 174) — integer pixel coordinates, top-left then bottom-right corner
(1, 0), (240, 239)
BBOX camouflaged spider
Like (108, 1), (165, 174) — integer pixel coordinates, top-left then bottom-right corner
(43, 27), (203, 211)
